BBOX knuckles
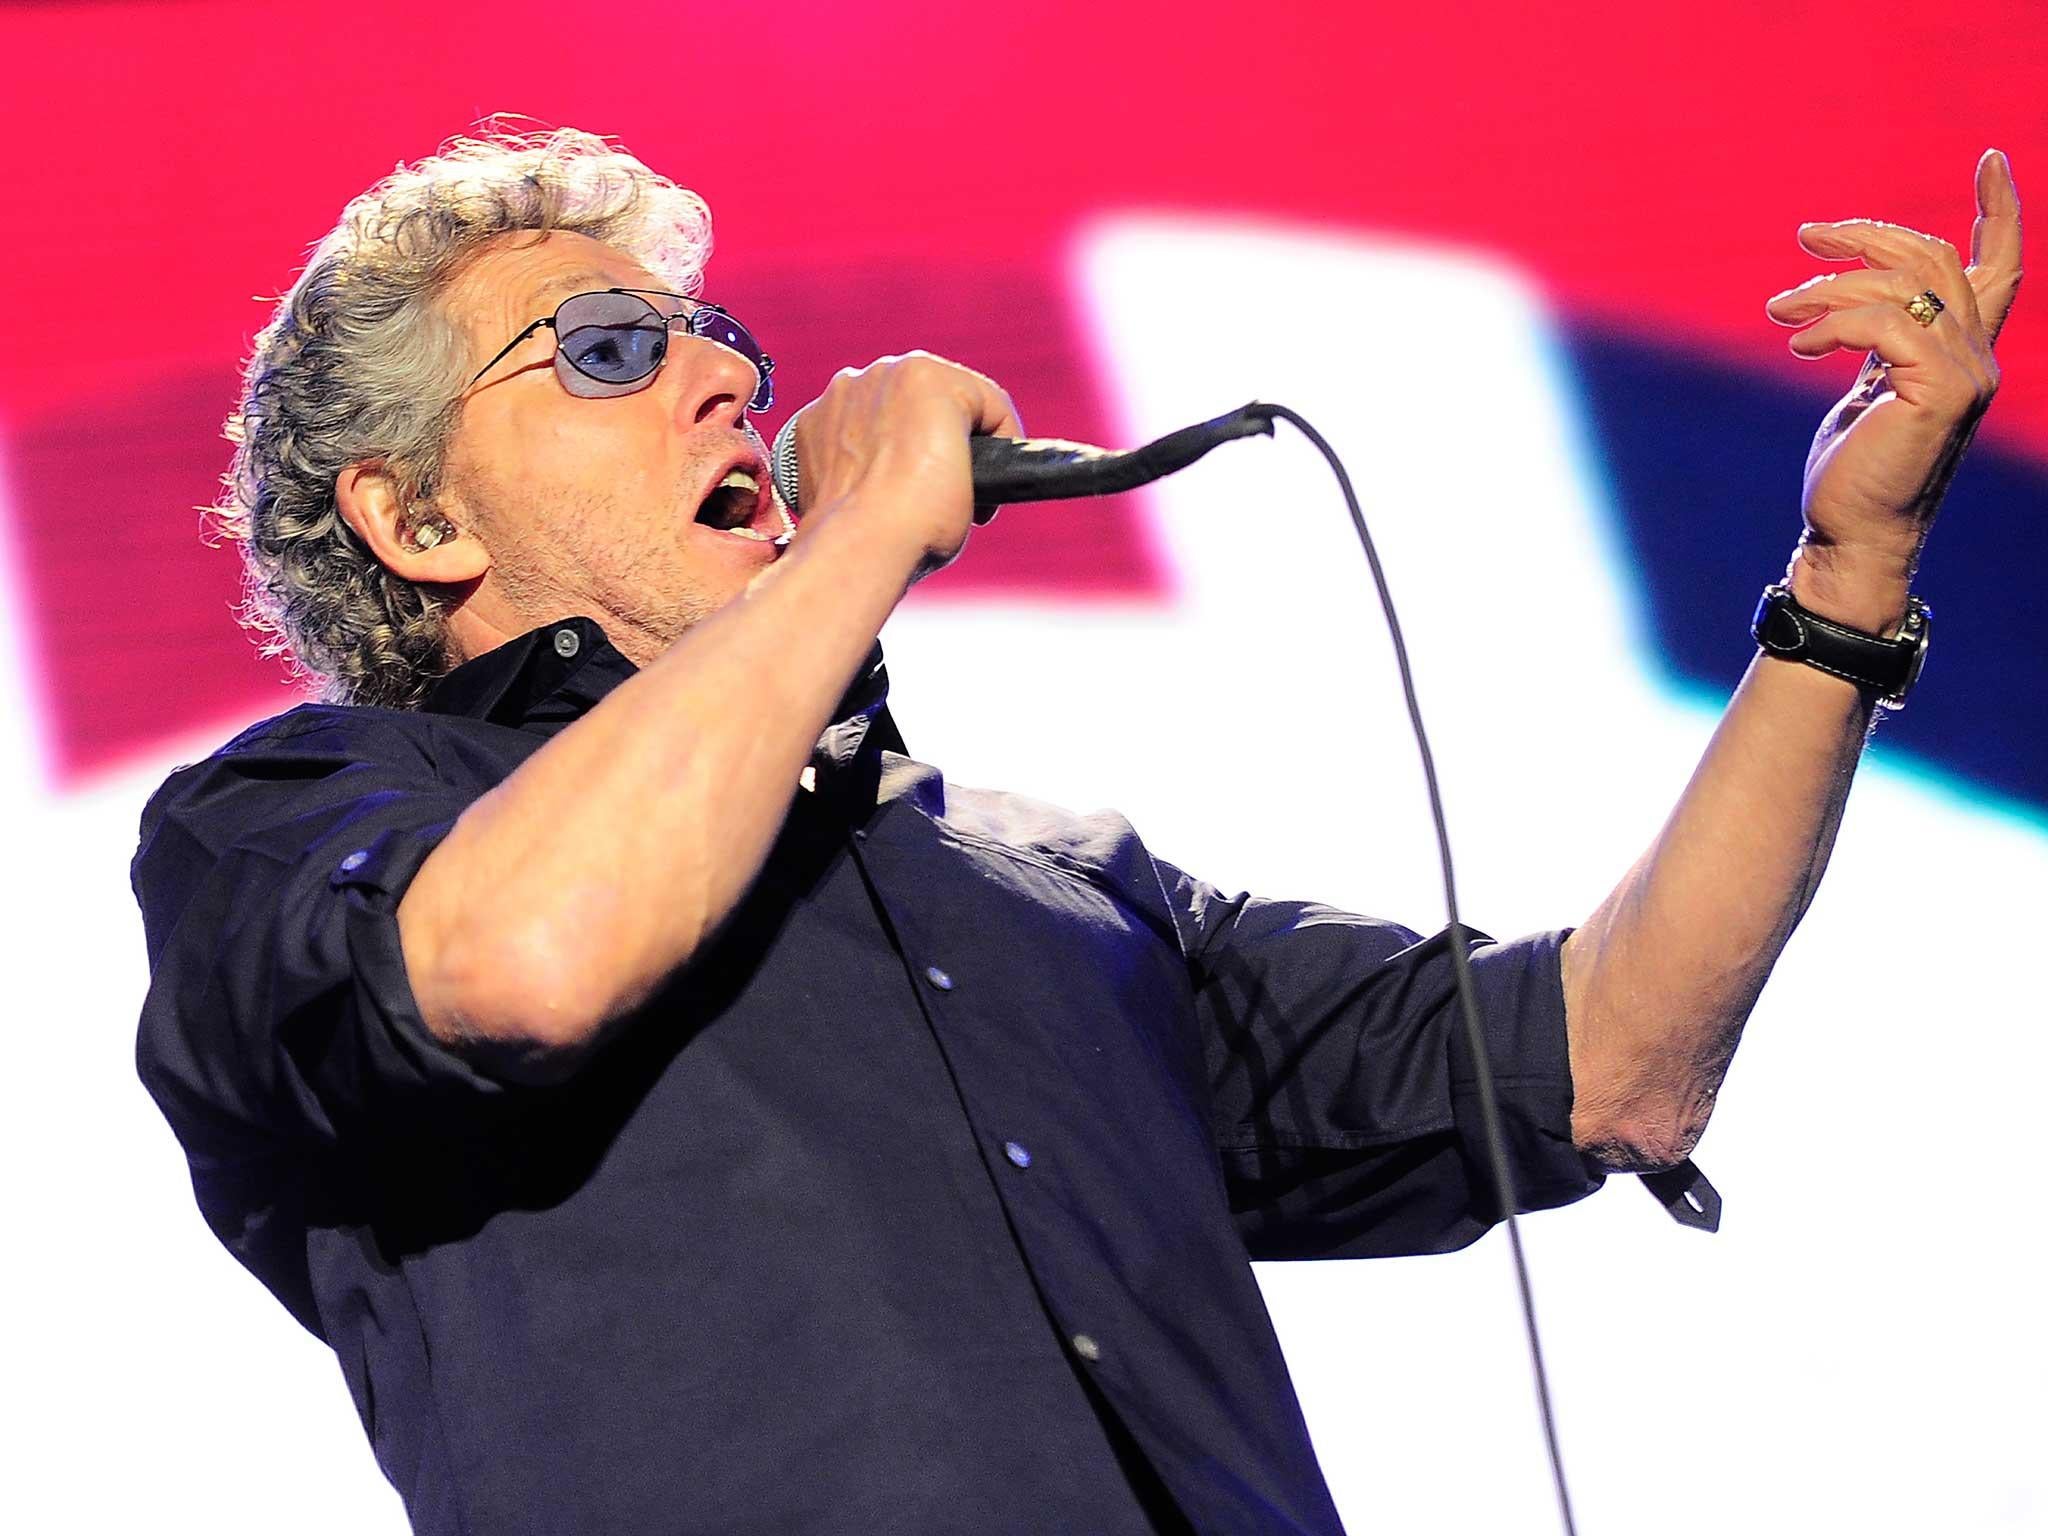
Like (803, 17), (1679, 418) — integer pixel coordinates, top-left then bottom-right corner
(826, 350), (964, 392)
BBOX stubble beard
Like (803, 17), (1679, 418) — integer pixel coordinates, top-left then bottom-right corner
(463, 473), (734, 669)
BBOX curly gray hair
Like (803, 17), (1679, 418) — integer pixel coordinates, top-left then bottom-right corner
(208, 125), (714, 708)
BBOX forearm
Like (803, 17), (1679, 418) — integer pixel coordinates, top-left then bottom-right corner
(1560, 548), (1907, 1167)
(400, 504), (922, 1071)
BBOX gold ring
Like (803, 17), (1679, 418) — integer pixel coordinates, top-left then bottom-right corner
(1904, 289), (1946, 327)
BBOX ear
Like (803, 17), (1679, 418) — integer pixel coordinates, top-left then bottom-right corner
(335, 459), (491, 585)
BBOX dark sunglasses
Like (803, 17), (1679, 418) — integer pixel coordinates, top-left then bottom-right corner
(466, 287), (775, 412)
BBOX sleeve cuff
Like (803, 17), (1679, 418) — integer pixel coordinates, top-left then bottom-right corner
(327, 821), (524, 1112)
(1451, 926), (1608, 1210)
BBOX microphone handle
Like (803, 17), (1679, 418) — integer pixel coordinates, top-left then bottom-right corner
(772, 403), (1276, 522)
(967, 404), (1276, 505)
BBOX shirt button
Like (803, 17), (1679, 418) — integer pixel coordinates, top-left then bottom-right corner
(1003, 1141), (1033, 1168)
(553, 628), (581, 659)
(923, 965), (953, 991)
(1070, 1333), (1102, 1362)
(338, 849), (368, 874)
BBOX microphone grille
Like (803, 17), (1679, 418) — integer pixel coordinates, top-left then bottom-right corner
(769, 414), (804, 518)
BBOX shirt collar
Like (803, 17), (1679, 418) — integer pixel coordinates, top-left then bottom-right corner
(420, 617), (907, 758)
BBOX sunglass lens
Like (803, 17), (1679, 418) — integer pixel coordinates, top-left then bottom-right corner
(554, 292), (667, 395)
(690, 307), (775, 411)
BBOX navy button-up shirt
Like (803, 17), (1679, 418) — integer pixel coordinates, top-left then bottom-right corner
(133, 618), (1605, 1534)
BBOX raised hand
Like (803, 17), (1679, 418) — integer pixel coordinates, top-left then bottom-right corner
(1765, 150), (2023, 624)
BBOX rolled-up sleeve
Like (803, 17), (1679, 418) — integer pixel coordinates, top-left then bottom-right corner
(1157, 862), (1607, 1261)
(131, 709), (519, 1329)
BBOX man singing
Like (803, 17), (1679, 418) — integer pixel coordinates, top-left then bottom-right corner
(132, 127), (2021, 1533)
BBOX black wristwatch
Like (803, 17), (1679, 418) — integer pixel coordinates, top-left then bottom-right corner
(1751, 583), (1932, 710)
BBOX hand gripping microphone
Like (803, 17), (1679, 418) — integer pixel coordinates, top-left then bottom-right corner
(769, 402), (1278, 524)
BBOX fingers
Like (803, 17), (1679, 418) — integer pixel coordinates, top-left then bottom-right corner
(1767, 270), (1975, 376)
(1767, 269), (1921, 325)
(894, 350), (1026, 441)
(1787, 302), (1935, 363)
(1798, 218), (1958, 277)
(1786, 301), (1996, 408)
(812, 352), (1025, 461)
(969, 375), (1027, 443)
(1798, 217), (1983, 335)
(1970, 148), (2021, 268)
(796, 351), (1027, 554)
(1796, 150), (2027, 346)
(1969, 148), (2024, 341)
(856, 352), (1024, 442)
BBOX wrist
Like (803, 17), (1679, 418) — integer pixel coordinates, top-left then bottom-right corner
(796, 494), (943, 584)
(1783, 539), (1914, 636)
(1752, 581), (1933, 712)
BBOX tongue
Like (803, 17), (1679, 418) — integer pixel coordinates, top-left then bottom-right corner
(696, 484), (752, 529)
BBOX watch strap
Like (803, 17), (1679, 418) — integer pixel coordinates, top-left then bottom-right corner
(1751, 584), (1931, 709)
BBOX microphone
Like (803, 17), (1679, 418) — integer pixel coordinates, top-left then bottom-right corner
(769, 402), (1277, 525)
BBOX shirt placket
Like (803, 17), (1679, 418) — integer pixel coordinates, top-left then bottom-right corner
(842, 823), (1130, 1381)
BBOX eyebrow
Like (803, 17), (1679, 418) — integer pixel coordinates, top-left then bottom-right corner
(525, 269), (675, 311)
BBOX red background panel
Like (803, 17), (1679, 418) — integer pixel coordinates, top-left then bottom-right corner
(6, 258), (1153, 778)
(3, 0), (2042, 783)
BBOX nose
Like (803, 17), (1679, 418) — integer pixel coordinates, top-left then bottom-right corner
(669, 332), (764, 427)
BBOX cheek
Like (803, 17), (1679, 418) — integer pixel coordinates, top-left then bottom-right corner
(521, 397), (677, 505)
(451, 393), (692, 579)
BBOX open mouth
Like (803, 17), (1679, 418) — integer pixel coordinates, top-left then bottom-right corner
(692, 466), (775, 541)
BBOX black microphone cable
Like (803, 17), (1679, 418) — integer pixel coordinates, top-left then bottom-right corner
(923, 395), (1589, 1529)
(1003, 398), (1584, 1531)
(900, 394), (1588, 1529)
(787, 393), (1616, 1531)
(1244, 400), (1580, 1536)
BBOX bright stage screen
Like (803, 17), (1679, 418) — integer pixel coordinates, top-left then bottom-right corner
(5, 3), (2044, 1531)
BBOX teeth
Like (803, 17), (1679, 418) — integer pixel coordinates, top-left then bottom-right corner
(694, 465), (765, 536)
